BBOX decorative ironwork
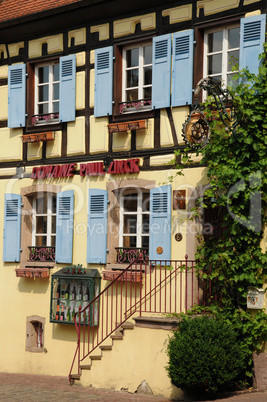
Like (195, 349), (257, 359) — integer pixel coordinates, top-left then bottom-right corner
(182, 111), (210, 148)
(28, 246), (55, 262)
(119, 99), (151, 114)
(32, 113), (59, 125)
(115, 247), (149, 264)
(183, 77), (239, 149)
(195, 77), (238, 135)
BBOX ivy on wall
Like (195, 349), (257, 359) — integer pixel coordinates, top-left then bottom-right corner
(174, 46), (267, 381)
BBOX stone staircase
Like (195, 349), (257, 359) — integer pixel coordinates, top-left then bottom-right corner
(70, 321), (135, 381)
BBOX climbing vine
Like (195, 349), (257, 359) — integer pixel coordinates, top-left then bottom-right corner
(174, 45), (267, 381)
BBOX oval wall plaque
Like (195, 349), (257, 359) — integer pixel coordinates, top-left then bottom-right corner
(156, 247), (163, 254)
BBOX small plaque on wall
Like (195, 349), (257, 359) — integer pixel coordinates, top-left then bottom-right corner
(173, 190), (186, 210)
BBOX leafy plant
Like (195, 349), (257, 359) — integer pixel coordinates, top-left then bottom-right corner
(166, 316), (247, 395)
(170, 45), (267, 385)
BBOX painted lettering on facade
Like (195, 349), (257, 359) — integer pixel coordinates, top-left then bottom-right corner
(31, 159), (140, 179)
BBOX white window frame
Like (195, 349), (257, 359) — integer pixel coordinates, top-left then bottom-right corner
(32, 194), (56, 247)
(34, 62), (59, 124)
(203, 24), (239, 91)
(119, 190), (150, 249)
(122, 42), (152, 112)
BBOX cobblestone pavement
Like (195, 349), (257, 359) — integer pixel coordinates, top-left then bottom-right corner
(0, 373), (266, 402)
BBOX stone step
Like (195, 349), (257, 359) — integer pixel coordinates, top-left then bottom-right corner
(100, 345), (112, 351)
(110, 334), (123, 340)
(80, 364), (91, 370)
(70, 374), (81, 380)
(90, 355), (102, 361)
(120, 322), (134, 330)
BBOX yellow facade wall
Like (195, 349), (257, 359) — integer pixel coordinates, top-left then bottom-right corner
(8, 42), (24, 58)
(114, 13), (156, 38)
(46, 131), (62, 159)
(0, 86), (8, 120)
(28, 34), (63, 58)
(197, 0), (240, 17)
(91, 24), (110, 41)
(162, 4), (192, 24)
(89, 116), (108, 154)
(0, 65), (8, 79)
(68, 28), (86, 47)
(0, 128), (22, 162)
(76, 71), (85, 110)
(67, 116), (86, 155)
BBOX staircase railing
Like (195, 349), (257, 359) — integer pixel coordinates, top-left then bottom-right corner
(69, 256), (213, 382)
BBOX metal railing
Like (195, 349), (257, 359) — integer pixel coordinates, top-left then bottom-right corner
(115, 247), (149, 264)
(28, 246), (55, 262)
(69, 256), (217, 382)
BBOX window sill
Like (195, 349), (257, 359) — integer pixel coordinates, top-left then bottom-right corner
(112, 109), (155, 123)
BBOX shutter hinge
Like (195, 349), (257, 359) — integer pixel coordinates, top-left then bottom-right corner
(26, 73), (29, 78)
(107, 200), (110, 204)
(106, 249), (109, 253)
(113, 56), (116, 61)
(112, 101), (115, 105)
(25, 114), (28, 118)
(20, 249), (22, 252)
(193, 41), (196, 45)
(21, 203), (24, 207)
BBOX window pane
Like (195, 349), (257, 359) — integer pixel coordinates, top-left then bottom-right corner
(124, 194), (137, 211)
(126, 48), (139, 68)
(144, 67), (152, 86)
(208, 31), (223, 53)
(228, 27), (239, 49)
(208, 54), (222, 75)
(53, 83), (59, 101)
(51, 236), (56, 247)
(142, 193), (150, 212)
(143, 45), (152, 65)
(126, 89), (138, 101)
(143, 87), (151, 100)
(142, 215), (149, 234)
(126, 69), (138, 88)
(124, 215), (137, 234)
(228, 50), (239, 71)
(123, 236), (136, 248)
(38, 85), (49, 102)
(38, 103), (49, 115)
(36, 196), (47, 214)
(52, 195), (57, 213)
(36, 236), (47, 247)
(51, 216), (56, 234)
(38, 66), (49, 83)
(53, 64), (59, 81)
(36, 216), (47, 234)
(53, 101), (59, 113)
(142, 236), (149, 248)
(227, 73), (239, 89)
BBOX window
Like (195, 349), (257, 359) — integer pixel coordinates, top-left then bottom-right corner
(119, 191), (150, 249)
(8, 54), (76, 128)
(33, 62), (59, 125)
(26, 316), (45, 353)
(121, 43), (152, 113)
(203, 25), (240, 89)
(32, 193), (57, 247)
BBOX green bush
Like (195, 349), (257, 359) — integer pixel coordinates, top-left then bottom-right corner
(166, 316), (247, 395)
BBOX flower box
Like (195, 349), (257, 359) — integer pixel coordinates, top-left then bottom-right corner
(22, 132), (55, 143)
(15, 268), (50, 279)
(108, 120), (147, 133)
(102, 269), (142, 283)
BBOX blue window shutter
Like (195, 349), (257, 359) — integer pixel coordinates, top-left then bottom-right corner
(87, 189), (108, 264)
(55, 190), (74, 263)
(171, 29), (194, 107)
(240, 14), (266, 75)
(59, 54), (76, 122)
(152, 34), (171, 109)
(3, 194), (21, 262)
(8, 64), (26, 128)
(94, 46), (113, 117)
(149, 185), (171, 261)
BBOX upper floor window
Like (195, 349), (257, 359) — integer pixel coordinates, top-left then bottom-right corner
(121, 43), (152, 113)
(32, 193), (57, 247)
(33, 63), (60, 125)
(8, 54), (76, 129)
(204, 25), (240, 89)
